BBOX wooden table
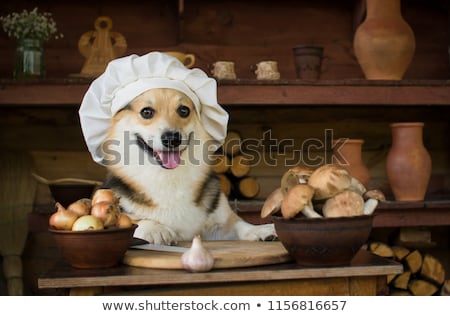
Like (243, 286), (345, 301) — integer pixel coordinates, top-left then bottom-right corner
(38, 250), (402, 296)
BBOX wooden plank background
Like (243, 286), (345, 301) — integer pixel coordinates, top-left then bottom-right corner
(0, 0), (448, 79)
(0, 0), (449, 202)
(0, 0), (449, 295)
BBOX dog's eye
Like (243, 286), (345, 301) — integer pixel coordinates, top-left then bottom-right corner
(177, 105), (190, 118)
(140, 107), (155, 119)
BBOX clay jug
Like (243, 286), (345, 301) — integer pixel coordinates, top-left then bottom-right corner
(353, 0), (415, 80)
(386, 122), (432, 201)
(332, 139), (371, 188)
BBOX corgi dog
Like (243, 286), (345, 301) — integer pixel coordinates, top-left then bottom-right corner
(101, 88), (276, 245)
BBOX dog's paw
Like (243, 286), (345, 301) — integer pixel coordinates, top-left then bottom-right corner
(134, 219), (180, 245)
(237, 223), (277, 241)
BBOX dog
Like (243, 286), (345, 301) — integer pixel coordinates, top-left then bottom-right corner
(100, 88), (276, 245)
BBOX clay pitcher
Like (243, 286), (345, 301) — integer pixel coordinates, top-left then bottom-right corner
(386, 122), (432, 201)
(332, 139), (371, 188)
(353, 0), (415, 80)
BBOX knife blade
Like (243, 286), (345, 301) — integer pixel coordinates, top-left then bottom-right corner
(130, 243), (188, 253)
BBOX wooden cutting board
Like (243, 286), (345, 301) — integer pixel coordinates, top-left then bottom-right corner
(123, 241), (292, 270)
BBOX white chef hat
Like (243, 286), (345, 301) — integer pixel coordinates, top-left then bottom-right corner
(79, 52), (229, 165)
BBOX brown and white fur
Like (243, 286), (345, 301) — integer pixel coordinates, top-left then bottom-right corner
(101, 88), (276, 245)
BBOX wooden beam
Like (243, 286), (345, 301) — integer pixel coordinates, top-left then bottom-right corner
(0, 83), (89, 106)
(218, 82), (450, 106)
(2, 80), (450, 106)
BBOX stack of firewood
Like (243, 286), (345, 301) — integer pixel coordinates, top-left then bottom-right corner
(368, 241), (448, 295)
(211, 130), (260, 199)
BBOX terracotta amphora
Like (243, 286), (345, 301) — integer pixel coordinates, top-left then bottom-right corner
(386, 122), (432, 201)
(353, 0), (415, 80)
(332, 138), (371, 188)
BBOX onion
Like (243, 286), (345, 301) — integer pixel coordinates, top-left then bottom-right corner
(91, 201), (120, 227)
(67, 198), (91, 217)
(49, 202), (79, 230)
(72, 215), (104, 231)
(116, 213), (133, 228)
(92, 189), (117, 205)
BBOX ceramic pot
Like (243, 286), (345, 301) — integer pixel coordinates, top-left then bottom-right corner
(292, 45), (324, 80)
(353, 0), (415, 80)
(332, 139), (371, 188)
(14, 38), (45, 79)
(386, 122), (432, 201)
(272, 215), (373, 267)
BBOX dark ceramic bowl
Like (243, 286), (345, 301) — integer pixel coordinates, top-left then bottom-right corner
(49, 183), (97, 207)
(272, 215), (373, 267)
(49, 224), (137, 269)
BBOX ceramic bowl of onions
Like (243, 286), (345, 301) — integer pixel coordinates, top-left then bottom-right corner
(48, 188), (137, 269)
(261, 164), (385, 267)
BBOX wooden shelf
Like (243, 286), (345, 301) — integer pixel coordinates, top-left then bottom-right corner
(1, 79), (450, 106)
(218, 80), (450, 106)
(236, 199), (450, 228)
(0, 79), (91, 106)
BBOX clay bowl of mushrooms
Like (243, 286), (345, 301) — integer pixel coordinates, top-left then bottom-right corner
(261, 164), (385, 267)
(48, 188), (137, 269)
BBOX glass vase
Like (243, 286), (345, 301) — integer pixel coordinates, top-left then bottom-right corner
(14, 38), (45, 79)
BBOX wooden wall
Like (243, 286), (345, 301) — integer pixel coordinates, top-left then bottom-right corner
(0, 1), (449, 199)
(0, 0), (449, 294)
(0, 0), (449, 79)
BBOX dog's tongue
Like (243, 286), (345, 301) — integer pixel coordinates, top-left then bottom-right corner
(156, 151), (181, 169)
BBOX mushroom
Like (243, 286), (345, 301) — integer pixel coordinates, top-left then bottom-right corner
(363, 198), (379, 215)
(308, 164), (353, 200)
(349, 176), (367, 196)
(362, 189), (386, 215)
(363, 189), (386, 202)
(280, 165), (314, 195)
(281, 184), (322, 219)
(322, 189), (365, 218)
(260, 187), (284, 218)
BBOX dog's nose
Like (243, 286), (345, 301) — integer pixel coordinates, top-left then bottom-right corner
(161, 131), (182, 148)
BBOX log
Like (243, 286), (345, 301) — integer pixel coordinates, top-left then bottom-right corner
(420, 253), (446, 285)
(236, 177), (260, 199)
(390, 290), (411, 296)
(369, 242), (394, 258)
(405, 250), (423, 274)
(440, 280), (450, 296)
(392, 271), (411, 290)
(217, 173), (232, 197)
(222, 130), (242, 157)
(387, 274), (397, 285)
(391, 245), (410, 261)
(408, 279), (439, 296)
(229, 155), (251, 178)
(211, 154), (231, 174)
(369, 242), (447, 296)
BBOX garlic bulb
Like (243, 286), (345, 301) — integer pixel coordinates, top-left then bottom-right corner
(180, 235), (214, 272)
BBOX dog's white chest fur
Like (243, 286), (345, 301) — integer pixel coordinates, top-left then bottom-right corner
(120, 165), (210, 240)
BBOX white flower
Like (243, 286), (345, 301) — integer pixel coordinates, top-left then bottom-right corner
(0, 7), (63, 41)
